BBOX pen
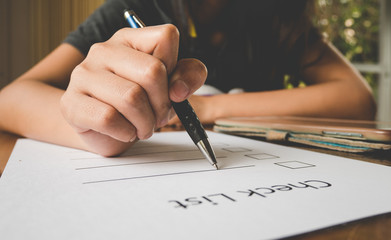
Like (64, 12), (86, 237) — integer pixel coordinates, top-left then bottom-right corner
(124, 10), (218, 170)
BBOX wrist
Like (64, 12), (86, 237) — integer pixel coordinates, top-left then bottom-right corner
(206, 94), (227, 122)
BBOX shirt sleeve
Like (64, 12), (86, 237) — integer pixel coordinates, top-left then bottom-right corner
(63, 0), (144, 56)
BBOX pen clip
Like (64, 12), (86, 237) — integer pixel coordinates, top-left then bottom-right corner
(124, 10), (146, 28)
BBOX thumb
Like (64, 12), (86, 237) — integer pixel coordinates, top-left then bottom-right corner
(169, 58), (207, 102)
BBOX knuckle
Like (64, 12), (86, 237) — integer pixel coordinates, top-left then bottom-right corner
(114, 27), (127, 37)
(71, 64), (83, 76)
(59, 94), (72, 121)
(71, 64), (87, 79)
(89, 42), (105, 53)
(98, 106), (118, 129)
(122, 84), (148, 109)
(69, 65), (90, 88)
(88, 42), (109, 60)
(143, 59), (167, 82)
(114, 27), (130, 39)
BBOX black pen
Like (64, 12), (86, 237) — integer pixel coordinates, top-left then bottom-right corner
(124, 10), (218, 169)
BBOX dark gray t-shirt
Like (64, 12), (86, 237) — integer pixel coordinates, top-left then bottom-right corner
(64, 0), (319, 92)
(64, 0), (171, 57)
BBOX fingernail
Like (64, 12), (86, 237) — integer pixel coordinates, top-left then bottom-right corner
(129, 134), (137, 142)
(171, 80), (190, 100)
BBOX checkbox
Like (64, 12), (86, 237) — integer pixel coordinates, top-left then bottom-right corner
(223, 147), (252, 153)
(245, 153), (279, 160)
(274, 161), (315, 169)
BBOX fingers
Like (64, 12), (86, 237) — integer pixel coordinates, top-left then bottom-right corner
(89, 44), (171, 127)
(78, 130), (136, 157)
(112, 24), (179, 73)
(61, 90), (137, 142)
(169, 58), (208, 102)
(82, 26), (178, 128)
(68, 67), (156, 140)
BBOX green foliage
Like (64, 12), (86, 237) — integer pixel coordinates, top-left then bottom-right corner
(316, 0), (380, 63)
(314, 0), (380, 92)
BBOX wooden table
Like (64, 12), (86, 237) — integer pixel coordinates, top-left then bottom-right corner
(1, 129), (391, 239)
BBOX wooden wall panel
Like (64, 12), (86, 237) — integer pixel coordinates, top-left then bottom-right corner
(30, 0), (105, 65)
(0, 0), (9, 88)
(9, 0), (30, 83)
(1, 0), (104, 88)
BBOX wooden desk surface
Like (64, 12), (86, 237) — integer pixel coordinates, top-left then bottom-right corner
(1, 129), (391, 240)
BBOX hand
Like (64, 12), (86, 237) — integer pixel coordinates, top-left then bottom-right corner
(61, 24), (207, 156)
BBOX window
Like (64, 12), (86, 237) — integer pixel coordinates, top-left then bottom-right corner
(316, 0), (391, 121)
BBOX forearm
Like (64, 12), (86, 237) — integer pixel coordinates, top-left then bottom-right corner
(0, 79), (86, 149)
(207, 80), (376, 121)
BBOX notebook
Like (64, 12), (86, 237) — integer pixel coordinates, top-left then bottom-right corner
(214, 116), (391, 152)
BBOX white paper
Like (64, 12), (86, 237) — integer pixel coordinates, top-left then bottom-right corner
(1, 131), (391, 240)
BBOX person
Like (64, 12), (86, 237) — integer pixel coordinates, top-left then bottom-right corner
(0, 0), (376, 157)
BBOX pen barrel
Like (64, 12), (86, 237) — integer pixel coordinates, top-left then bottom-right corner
(172, 100), (207, 144)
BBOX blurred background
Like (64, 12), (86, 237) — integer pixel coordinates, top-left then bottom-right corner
(0, 0), (390, 121)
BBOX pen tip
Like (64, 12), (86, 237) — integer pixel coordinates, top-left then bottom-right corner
(213, 163), (219, 170)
